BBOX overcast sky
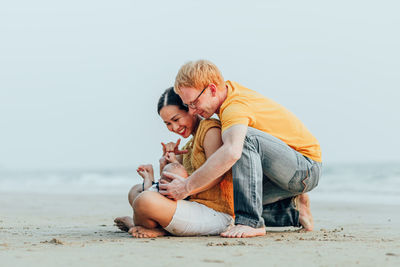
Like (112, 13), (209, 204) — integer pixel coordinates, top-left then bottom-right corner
(1, 0), (399, 170)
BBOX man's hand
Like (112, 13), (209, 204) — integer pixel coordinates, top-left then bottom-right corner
(161, 139), (188, 156)
(158, 171), (189, 200)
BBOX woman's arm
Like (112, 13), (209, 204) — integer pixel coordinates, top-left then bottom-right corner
(187, 126), (225, 194)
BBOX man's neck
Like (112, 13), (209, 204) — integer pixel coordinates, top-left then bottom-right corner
(215, 84), (228, 115)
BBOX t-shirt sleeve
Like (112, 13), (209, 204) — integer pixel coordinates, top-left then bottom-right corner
(220, 102), (255, 133)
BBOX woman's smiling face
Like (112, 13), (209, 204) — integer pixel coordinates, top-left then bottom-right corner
(159, 105), (197, 138)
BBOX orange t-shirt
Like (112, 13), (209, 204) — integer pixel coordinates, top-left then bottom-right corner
(218, 81), (322, 162)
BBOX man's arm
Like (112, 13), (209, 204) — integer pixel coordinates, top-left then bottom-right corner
(159, 124), (248, 200)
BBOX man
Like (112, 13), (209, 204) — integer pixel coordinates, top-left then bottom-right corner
(159, 60), (322, 238)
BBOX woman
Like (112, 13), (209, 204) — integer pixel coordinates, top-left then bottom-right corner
(114, 87), (234, 238)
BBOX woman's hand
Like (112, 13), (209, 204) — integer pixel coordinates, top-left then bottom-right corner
(161, 139), (188, 156)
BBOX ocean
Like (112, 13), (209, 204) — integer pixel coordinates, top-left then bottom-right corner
(312, 162), (400, 205)
(0, 163), (399, 205)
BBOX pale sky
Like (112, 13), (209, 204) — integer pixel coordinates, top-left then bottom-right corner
(1, 0), (399, 170)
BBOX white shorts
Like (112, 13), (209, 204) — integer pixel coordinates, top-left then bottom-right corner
(164, 200), (234, 236)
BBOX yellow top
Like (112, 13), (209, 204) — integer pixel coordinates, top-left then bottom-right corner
(182, 119), (234, 216)
(218, 80), (322, 162)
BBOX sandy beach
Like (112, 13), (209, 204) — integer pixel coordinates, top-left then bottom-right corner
(1, 192), (399, 267)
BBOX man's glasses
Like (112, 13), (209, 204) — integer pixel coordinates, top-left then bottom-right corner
(183, 86), (208, 109)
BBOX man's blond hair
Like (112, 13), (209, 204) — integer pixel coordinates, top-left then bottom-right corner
(174, 60), (225, 93)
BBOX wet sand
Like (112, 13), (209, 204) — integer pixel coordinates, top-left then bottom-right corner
(1, 192), (399, 266)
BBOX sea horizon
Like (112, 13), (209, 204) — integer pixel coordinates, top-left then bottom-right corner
(1, 161), (398, 206)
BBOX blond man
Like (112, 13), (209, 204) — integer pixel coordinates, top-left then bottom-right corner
(159, 60), (322, 238)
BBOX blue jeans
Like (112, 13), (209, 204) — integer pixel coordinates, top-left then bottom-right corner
(232, 127), (322, 228)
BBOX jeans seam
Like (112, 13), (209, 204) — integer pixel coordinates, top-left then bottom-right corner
(239, 136), (264, 228)
(249, 141), (257, 216)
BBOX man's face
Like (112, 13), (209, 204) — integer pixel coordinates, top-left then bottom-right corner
(178, 86), (217, 118)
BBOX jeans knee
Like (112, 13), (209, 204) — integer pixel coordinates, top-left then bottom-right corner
(288, 164), (320, 194)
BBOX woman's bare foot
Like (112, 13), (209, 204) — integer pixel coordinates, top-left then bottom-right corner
(220, 225), (266, 238)
(114, 216), (134, 232)
(296, 193), (314, 231)
(128, 226), (167, 238)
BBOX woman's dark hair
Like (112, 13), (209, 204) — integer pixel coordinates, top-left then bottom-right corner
(157, 87), (189, 114)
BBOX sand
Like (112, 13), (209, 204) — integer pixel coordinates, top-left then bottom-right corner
(1, 192), (399, 267)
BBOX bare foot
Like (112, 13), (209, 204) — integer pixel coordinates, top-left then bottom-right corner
(128, 226), (167, 238)
(114, 216), (134, 232)
(296, 193), (314, 231)
(220, 225), (266, 238)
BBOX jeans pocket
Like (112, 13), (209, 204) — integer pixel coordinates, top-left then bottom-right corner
(288, 161), (320, 194)
(288, 153), (319, 194)
(288, 169), (308, 193)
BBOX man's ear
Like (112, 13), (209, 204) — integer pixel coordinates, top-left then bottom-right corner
(209, 83), (217, 96)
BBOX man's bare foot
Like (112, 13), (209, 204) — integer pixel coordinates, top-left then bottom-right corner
(128, 226), (167, 238)
(296, 193), (314, 231)
(114, 216), (134, 232)
(220, 225), (266, 238)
